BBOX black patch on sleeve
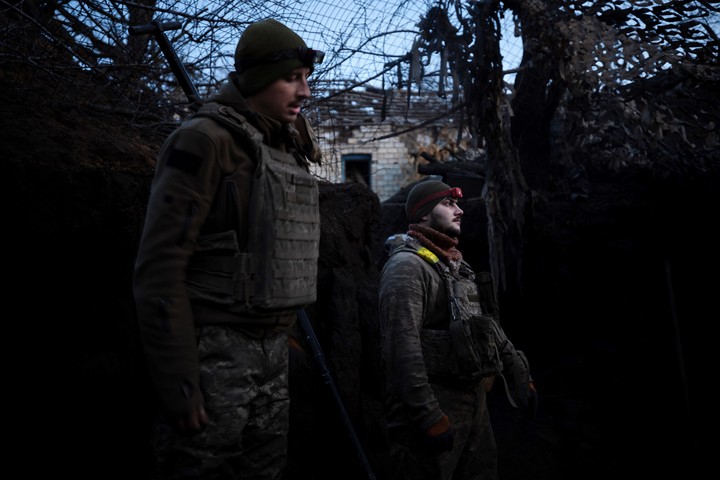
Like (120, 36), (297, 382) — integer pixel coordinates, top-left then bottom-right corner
(167, 149), (202, 175)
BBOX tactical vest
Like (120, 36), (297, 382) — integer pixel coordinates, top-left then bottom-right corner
(184, 103), (320, 313)
(386, 235), (505, 384)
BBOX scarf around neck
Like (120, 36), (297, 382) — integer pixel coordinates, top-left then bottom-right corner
(407, 224), (463, 272)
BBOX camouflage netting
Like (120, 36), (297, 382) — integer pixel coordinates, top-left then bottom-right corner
(3, 1), (719, 479)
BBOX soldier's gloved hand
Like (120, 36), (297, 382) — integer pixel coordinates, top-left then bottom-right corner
(422, 415), (455, 455)
(525, 381), (539, 421)
(174, 405), (209, 436)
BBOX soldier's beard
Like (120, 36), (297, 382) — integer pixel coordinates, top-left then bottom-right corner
(407, 224), (463, 271)
(428, 219), (460, 239)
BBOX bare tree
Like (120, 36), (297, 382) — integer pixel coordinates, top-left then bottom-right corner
(1, 0), (717, 302)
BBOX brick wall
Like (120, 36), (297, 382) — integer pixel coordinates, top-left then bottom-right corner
(313, 124), (461, 202)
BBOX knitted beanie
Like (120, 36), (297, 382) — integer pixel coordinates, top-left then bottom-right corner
(234, 19), (310, 96)
(405, 180), (457, 223)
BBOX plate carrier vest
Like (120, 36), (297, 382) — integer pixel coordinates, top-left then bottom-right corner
(386, 235), (508, 385)
(184, 103), (320, 314)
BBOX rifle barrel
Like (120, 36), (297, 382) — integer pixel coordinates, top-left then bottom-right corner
(297, 309), (377, 480)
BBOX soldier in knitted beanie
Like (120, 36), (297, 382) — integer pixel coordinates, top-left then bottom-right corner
(405, 179), (463, 223)
(382, 176), (536, 480)
(133, 16), (327, 480)
(234, 18), (324, 97)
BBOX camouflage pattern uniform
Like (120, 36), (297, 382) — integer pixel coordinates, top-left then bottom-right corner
(152, 326), (290, 479)
(133, 73), (321, 479)
(379, 236), (499, 480)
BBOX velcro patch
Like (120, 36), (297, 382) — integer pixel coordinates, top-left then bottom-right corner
(167, 149), (202, 175)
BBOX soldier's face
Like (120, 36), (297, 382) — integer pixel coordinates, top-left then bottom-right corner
(246, 66), (312, 123)
(424, 197), (463, 237)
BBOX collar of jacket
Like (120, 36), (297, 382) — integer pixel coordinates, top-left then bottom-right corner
(207, 73), (290, 147)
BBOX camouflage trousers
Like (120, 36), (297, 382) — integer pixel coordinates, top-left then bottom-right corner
(152, 325), (290, 480)
(386, 382), (498, 480)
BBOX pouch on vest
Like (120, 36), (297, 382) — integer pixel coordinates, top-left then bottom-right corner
(420, 328), (463, 379)
(454, 313), (504, 379)
(445, 271), (503, 380)
(186, 230), (249, 306)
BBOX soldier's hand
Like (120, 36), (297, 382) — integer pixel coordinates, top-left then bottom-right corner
(525, 381), (539, 421)
(422, 415), (455, 455)
(175, 405), (209, 436)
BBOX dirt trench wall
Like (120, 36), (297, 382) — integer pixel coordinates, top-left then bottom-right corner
(7, 157), (716, 479)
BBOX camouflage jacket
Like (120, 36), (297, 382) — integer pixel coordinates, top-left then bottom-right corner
(380, 235), (535, 432)
(379, 236), (458, 432)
